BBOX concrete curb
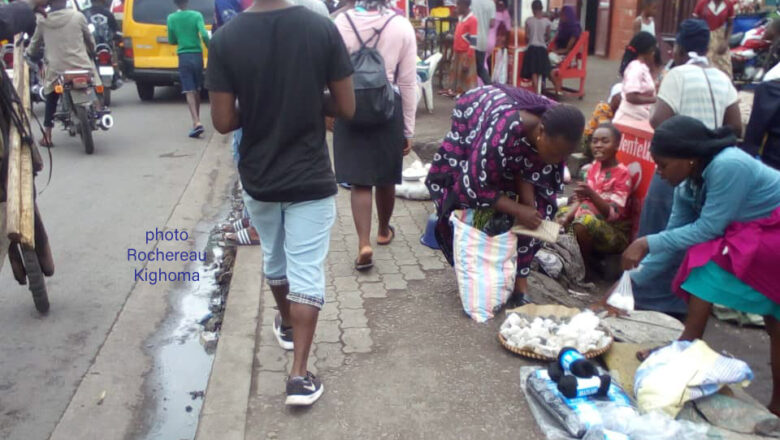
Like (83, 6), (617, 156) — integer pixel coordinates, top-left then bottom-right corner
(195, 246), (262, 440)
(47, 132), (236, 440)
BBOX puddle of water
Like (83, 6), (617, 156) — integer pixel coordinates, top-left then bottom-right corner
(141, 234), (230, 440)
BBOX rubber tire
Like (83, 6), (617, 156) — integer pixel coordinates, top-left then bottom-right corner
(102, 88), (111, 107)
(76, 106), (95, 155)
(21, 247), (49, 314)
(136, 82), (154, 101)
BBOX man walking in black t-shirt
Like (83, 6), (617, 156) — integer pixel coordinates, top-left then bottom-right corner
(206, 0), (354, 406)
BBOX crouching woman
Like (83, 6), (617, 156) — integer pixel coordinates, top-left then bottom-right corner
(621, 116), (780, 416)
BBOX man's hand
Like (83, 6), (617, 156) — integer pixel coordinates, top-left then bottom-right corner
(515, 204), (542, 229)
(403, 138), (413, 156)
(621, 237), (649, 270)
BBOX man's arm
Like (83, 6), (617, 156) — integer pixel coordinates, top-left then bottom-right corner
(209, 91), (240, 133)
(323, 76), (355, 120)
(650, 99), (674, 128)
(198, 15), (210, 47)
(167, 16), (178, 45)
(723, 101), (742, 137)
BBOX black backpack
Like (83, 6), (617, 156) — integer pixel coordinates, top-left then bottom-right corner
(344, 13), (397, 127)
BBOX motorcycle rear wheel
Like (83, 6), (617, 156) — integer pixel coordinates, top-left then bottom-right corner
(102, 88), (111, 107)
(76, 106), (95, 155)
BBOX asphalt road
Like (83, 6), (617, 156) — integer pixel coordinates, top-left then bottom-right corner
(0, 84), (217, 440)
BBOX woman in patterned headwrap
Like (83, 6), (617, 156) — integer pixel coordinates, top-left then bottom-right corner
(425, 86), (584, 306)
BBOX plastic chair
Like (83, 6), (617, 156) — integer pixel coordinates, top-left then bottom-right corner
(418, 52), (443, 113)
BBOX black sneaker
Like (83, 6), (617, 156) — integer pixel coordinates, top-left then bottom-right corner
(505, 292), (532, 309)
(285, 372), (324, 406)
(273, 313), (293, 351)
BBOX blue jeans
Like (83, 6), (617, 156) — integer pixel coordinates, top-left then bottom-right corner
(232, 128), (242, 164)
(242, 193), (336, 309)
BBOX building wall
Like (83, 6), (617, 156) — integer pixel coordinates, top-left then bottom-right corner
(608, 0), (639, 59)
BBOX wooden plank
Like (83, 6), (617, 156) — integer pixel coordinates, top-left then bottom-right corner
(17, 35), (35, 249)
(20, 144), (34, 248)
(5, 36), (23, 242)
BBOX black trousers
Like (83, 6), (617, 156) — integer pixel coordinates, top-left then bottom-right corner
(44, 92), (60, 128)
(475, 50), (492, 85)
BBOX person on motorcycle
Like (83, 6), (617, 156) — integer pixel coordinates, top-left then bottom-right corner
(27, 0), (105, 147)
(83, 0), (119, 42)
(83, 0), (122, 88)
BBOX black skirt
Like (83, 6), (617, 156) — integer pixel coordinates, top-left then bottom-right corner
(521, 45), (551, 79)
(333, 94), (405, 187)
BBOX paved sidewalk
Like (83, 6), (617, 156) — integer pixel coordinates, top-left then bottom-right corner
(243, 186), (544, 440)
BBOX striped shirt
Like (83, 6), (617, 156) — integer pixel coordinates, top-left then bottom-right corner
(657, 64), (738, 130)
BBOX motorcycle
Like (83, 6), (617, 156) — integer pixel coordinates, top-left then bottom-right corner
(87, 21), (122, 106)
(2, 43), (46, 104)
(52, 69), (113, 154)
(731, 20), (772, 87)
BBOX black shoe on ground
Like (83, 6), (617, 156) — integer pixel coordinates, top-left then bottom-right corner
(285, 371), (324, 406)
(506, 292), (532, 309)
(273, 313), (293, 351)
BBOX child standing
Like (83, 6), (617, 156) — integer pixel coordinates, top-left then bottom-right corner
(443, 0), (478, 97)
(613, 31), (657, 124)
(558, 123), (632, 278)
(521, 0), (551, 93)
(633, 0), (657, 37)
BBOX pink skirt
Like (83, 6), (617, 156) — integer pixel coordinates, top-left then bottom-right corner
(672, 207), (780, 304)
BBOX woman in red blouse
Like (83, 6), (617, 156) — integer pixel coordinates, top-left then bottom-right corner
(693, 0), (735, 77)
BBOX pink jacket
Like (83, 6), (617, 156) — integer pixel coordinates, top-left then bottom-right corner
(335, 9), (418, 138)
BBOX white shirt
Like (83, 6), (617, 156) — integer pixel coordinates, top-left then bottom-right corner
(471, 0), (496, 51)
(657, 64), (738, 129)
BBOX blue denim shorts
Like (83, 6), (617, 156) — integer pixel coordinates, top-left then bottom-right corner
(178, 52), (204, 93)
(242, 193), (336, 309)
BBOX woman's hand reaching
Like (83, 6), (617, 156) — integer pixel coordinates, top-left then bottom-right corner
(515, 204), (542, 229)
(621, 237), (649, 270)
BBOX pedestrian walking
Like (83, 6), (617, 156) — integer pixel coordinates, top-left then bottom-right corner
(167, 0), (210, 138)
(333, 0), (417, 271)
(206, 0), (355, 406)
(471, 0), (495, 85)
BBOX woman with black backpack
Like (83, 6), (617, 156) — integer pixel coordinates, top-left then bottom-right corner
(333, 1), (417, 271)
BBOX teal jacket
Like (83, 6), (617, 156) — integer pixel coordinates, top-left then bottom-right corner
(632, 147), (780, 297)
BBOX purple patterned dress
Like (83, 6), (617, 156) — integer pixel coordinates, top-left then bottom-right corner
(425, 86), (564, 278)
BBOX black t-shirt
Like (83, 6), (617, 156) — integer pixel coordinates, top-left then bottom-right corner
(206, 6), (353, 203)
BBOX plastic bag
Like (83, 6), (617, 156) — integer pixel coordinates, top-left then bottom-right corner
(634, 340), (754, 417)
(492, 48), (508, 84)
(395, 178), (431, 200)
(597, 403), (709, 440)
(607, 272), (634, 312)
(451, 210), (516, 322)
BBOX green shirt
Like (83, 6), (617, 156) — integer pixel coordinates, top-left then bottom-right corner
(166, 9), (210, 54)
